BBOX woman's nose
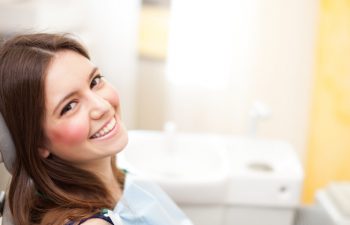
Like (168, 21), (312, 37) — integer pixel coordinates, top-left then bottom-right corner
(89, 94), (110, 120)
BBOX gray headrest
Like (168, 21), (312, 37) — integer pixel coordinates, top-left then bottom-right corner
(0, 113), (15, 173)
(2, 192), (15, 225)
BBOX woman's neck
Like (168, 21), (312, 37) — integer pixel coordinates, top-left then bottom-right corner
(77, 156), (123, 203)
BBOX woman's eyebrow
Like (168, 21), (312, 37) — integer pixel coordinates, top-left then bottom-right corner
(52, 67), (98, 115)
(88, 67), (98, 81)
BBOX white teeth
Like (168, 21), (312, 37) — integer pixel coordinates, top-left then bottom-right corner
(91, 118), (116, 139)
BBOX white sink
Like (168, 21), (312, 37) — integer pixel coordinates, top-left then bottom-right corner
(118, 130), (303, 207)
(225, 136), (304, 207)
(118, 130), (230, 204)
(119, 130), (304, 225)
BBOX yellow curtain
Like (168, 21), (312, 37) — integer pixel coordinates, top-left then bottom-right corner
(303, 0), (350, 203)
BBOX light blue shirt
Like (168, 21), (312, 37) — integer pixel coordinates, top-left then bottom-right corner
(105, 173), (193, 225)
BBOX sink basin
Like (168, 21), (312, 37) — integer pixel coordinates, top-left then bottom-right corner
(118, 130), (230, 204)
(225, 136), (304, 207)
(118, 130), (304, 225)
(118, 130), (303, 207)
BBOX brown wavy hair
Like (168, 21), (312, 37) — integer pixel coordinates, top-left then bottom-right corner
(0, 33), (125, 225)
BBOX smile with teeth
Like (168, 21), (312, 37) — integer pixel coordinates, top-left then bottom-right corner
(90, 117), (117, 139)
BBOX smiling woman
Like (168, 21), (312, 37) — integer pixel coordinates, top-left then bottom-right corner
(0, 33), (193, 225)
(41, 50), (128, 166)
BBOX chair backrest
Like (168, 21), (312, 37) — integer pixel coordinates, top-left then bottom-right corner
(0, 191), (4, 217)
(0, 113), (16, 174)
(0, 191), (14, 225)
(0, 112), (16, 225)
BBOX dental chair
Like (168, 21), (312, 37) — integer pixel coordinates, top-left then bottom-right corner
(0, 113), (16, 225)
(0, 190), (14, 225)
(0, 167), (13, 225)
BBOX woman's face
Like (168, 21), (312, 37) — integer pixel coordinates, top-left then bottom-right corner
(42, 50), (128, 165)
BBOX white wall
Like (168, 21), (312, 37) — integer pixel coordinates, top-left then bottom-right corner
(251, 0), (318, 161)
(138, 0), (319, 162)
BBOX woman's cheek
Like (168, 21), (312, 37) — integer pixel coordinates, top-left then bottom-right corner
(49, 121), (89, 146)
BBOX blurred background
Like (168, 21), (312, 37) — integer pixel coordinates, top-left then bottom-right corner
(0, 0), (349, 208)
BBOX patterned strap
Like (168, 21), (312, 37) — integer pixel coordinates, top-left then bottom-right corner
(66, 210), (114, 225)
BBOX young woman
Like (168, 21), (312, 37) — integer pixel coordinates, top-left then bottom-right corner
(0, 33), (192, 225)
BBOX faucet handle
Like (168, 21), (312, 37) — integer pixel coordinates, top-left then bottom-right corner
(163, 121), (178, 154)
(249, 101), (272, 137)
(163, 121), (177, 134)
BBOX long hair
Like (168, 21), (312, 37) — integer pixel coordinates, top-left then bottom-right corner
(0, 33), (125, 225)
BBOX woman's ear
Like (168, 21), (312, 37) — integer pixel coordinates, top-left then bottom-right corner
(38, 148), (50, 158)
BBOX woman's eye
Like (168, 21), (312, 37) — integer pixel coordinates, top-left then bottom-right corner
(60, 101), (77, 116)
(90, 74), (104, 89)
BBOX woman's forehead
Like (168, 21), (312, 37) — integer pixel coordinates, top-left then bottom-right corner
(47, 50), (93, 80)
